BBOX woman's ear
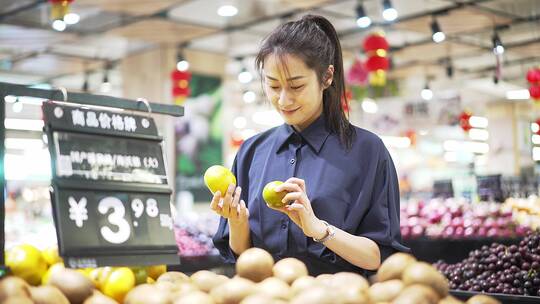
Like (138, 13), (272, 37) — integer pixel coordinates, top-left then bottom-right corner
(324, 65), (335, 89)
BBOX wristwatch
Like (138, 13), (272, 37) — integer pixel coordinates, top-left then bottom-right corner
(312, 220), (336, 244)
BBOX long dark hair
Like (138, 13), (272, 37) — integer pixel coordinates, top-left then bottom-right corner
(255, 14), (355, 149)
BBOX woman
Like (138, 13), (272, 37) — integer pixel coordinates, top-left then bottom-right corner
(211, 14), (408, 276)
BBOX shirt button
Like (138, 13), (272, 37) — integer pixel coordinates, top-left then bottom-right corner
(289, 158), (296, 164)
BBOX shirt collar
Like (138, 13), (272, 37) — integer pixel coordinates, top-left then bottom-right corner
(275, 114), (330, 154)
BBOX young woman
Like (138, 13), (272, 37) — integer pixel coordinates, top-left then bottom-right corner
(211, 14), (408, 276)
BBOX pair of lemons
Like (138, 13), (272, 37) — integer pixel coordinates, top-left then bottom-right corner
(204, 165), (286, 208)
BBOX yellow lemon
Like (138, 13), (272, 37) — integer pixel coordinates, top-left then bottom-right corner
(204, 165), (236, 195)
(42, 246), (62, 266)
(263, 181), (287, 208)
(130, 267), (148, 285)
(146, 264), (166, 280)
(6, 244), (47, 285)
(42, 262), (65, 285)
(102, 267), (135, 302)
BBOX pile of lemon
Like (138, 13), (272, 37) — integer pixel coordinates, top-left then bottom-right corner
(4, 244), (166, 303)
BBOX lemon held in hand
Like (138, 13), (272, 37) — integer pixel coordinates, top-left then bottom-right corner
(204, 165), (236, 195)
(263, 181), (287, 208)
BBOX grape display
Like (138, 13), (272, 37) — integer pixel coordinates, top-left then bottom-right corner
(435, 231), (540, 297)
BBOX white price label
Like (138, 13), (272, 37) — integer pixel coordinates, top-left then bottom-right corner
(98, 197), (131, 244)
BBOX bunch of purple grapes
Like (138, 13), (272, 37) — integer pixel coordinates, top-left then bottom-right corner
(174, 227), (214, 257)
(435, 231), (540, 297)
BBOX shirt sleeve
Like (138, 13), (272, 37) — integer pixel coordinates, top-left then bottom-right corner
(211, 155), (240, 264)
(345, 141), (410, 262)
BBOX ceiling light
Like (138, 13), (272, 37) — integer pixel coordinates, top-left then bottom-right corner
(217, 5), (238, 17)
(4, 118), (44, 131)
(382, 0), (398, 21)
(63, 13), (80, 25)
(176, 47), (189, 71)
(506, 89), (530, 100)
(176, 60), (189, 72)
(233, 116), (247, 129)
(492, 32), (504, 55)
(238, 68), (253, 84)
(52, 19), (66, 31)
(12, 101), (23, 113)
(356, 4), (371, 28)
(531, 123), (539, 134)
(361, 98), (378, 113)
(421, 84), (433, 100)
(4, 95), (17, 103)
(468, 128), (489, 141)
(469, 116), (488, 128)
(431, 19), (445, 43)
(243, 90), (256, 103)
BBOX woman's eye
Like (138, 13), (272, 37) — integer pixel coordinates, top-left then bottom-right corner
(269, 86), (280, 90)
(291, 85), (304, 90)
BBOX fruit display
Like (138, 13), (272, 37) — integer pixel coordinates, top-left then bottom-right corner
(435, 231), (540, 297)
(504, 197), (540, 230)
(2, 244), (500, 303)
(400, 198), (531, 239)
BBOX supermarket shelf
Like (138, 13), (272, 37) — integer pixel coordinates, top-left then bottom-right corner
(451, 290), (540, 304)
(404, 237), (521, 263)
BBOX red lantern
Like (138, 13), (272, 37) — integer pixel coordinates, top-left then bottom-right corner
(530, 85), (540, 100)
(535, 119), (540, 135)
(49, 0), (74, 20)
(365, 56), (389, 72)
(363, 34), (389, 53)
(527, 68), (540, 84)
(459, 111), (472, 132)
(171, 69), (191, 104)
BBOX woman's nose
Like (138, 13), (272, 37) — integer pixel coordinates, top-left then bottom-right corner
(278, 89), (293, 106)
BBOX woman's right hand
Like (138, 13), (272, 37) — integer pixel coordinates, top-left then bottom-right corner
(210, 184), (249, 226)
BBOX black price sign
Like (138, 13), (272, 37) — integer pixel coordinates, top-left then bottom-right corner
(43, 102), (179, 267)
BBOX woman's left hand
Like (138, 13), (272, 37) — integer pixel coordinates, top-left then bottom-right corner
(272, 177), (327, 239)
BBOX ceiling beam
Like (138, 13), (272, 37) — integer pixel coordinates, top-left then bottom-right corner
(0, 0), (47, 21)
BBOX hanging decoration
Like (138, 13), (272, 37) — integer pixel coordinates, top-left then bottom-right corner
(404, 129), (417, 146)
(171, 69), (191, 105)
(459, 110), (473, 132)
(49, 0), (74, 20)
(341, 89), (352, 113)
(535, 119), (540, 136)
(527, 67), (540, 102)
(363, 32), (390, 87)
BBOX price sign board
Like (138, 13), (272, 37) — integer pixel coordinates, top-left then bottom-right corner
(43, 102), (179, 267)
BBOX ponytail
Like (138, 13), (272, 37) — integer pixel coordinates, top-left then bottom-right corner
(303, 15), (354, 149)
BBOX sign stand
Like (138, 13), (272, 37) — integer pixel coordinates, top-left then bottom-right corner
(0, 82), (184, 272)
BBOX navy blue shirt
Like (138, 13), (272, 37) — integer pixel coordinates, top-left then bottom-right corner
(212, 115), (408, 276)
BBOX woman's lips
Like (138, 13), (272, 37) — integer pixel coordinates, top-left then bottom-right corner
(281, 108), (299, 115)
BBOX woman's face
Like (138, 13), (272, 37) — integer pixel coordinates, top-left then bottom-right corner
(263, 53), (332, 131)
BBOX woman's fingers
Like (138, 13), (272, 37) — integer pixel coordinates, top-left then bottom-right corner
(285, 177), (306, 192)
(275, 182), (302, 193)
(210, 191), (222, 213)
(231, 187), (241, 210)
(221, 184), (235, 218)
(286, 202), (305, 212)
(239, 200), (249, 219)
(282, 192), (302, 205)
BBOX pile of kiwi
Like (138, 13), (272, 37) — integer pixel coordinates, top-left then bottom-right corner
(0, 248), (502, 304)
